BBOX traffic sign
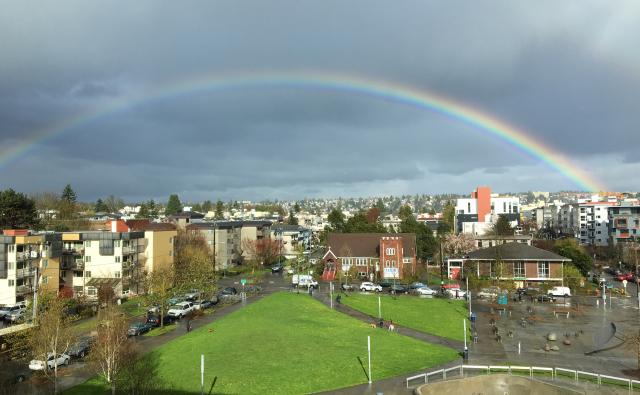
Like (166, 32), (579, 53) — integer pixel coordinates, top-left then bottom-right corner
(240, 278), (247, 285)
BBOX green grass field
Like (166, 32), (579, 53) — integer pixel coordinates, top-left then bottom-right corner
(341, 293), (468, 341)
(64, 292), (458, 394)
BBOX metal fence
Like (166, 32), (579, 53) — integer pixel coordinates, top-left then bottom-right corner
(406, 364), (640, 393)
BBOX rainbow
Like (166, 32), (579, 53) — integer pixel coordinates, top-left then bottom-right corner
(0, 71), (604, 191)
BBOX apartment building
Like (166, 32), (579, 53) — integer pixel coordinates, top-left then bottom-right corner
(455, 186), (520, 235)
(118, 220), (177, 273)
(187, 220), (272, 270)
(0, 230), (62, 305)
(59, 230), (145, 299)
(576, 201), (615, 246)
(609, 204), (640, 246)
(270, 224), (312, 259)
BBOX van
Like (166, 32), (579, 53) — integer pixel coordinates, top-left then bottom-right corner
(547, 286), (571, 297)
(292, 274), (318, 289)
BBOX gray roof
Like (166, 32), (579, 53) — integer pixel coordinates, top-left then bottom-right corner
(467, 242), (570, 261)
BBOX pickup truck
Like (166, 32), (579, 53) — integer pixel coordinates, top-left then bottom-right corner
(167, 302), (195, 318)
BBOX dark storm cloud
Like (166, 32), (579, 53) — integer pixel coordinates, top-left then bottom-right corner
(0, 1), (638, 200)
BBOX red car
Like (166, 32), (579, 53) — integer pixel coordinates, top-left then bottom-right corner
(615, 273), (634, 281)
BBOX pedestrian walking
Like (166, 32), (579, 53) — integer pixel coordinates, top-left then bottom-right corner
(186, 319), (192, 333)
(336, 294), (342, 304)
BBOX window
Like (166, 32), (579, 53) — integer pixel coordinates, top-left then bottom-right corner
(73, 271), (83, 278)
(114, 271), (121, 278)
(403, 258), (411, 263)
(385, 248), (395, 255)
(73, 286), (83, 295)
(391, 260), (396, 267)
(115, 256), (121, 263)
(514, 262), (525, 277)
(61, 270), (67, 278)
(114, 240), (121, 247)
(85, 241), (91, 247)
(537, 262), (549, 278)
(85, 271), (91, 278)
(467, 202), (471, 212)
(8, 280), (14, 287)
(8, 245), (15, 253)
(385, 260), (390, 267)
(87, 287), (97, 296)
(85, 255), (91, 262)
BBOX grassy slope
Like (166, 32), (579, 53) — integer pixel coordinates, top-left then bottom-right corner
(341, 293), (468, 341)
(64, 292), (458, 395)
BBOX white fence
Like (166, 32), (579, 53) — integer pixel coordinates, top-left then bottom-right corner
(406, 364), (640, 392)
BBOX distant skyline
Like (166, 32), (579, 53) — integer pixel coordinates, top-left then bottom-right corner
(1, 1), (638, 201)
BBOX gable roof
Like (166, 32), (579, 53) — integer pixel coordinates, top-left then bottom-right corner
(327, 233), (416, 258)
(467, 242), (571, 261)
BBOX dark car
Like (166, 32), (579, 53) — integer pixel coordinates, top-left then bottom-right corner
(536, 294), (555, 303)
(146, 315), (177, 327)
(388, 284), (409, 294)
(128, 322), (153, 336)
(271, 264), (284, 273)
(196, 300), (216, 309)
(220, 287), (238, 296)
(68, 336), (93, 359)
(378, 280), (395, 289)
(341, 283), (355, 291)
(516, 287), (540, 296)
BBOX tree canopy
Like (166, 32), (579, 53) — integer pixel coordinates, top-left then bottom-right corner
(61, 184), (77, 203)
(399, 211), (437, 261)
(165, 194), (182, 216)
(0, 189), (40, 229)
(553, 238), (593, 275)
(489, 214), (515, 236)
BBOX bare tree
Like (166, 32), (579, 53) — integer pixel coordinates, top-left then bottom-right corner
(146, 264), (175, 327)
(241, 237), (282, 267)
(90, 304), (132, 395)
(28, 292), (76, 394)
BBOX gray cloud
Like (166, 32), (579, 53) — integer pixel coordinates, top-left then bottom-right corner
(0, 1), (638, 201)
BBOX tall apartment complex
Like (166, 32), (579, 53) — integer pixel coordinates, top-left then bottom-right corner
(455, 186), (520, 235)
(609, 204), (640, 246)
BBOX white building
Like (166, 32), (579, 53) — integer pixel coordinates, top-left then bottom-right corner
(455, 186), (520, 235)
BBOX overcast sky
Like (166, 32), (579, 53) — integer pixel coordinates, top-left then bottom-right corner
(0, 1), (638, 203)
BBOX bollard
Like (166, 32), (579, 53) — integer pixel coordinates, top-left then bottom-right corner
(518, 341), (521, 355)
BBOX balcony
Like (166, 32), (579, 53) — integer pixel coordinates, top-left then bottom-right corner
(15, 268), (35, 278)
(16, 285), (33, 294)
(16, 251), (39, 261)
(63, 247), (84, 255)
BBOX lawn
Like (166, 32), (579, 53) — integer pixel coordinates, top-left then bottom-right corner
(143, 323), (177, 337)
(341, 293), (468, 341)
(64, 292), (458, 395)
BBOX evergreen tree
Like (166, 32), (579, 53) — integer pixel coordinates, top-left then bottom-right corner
(148, 199), (158, 217)
(202, 200), (213, 213)
(327, 208), (345, 232)
(94, 198), (108, 212)
(400, 216), (437, 262)
(136, 203), (150, 219)
(287, 210), (298, 225)
(0, 189), (40, 229)
(293, 203), (301, 213)
(489, 214), (515, 236)
(398, 204), (413, 222)
(165, 194), (182, 216)
(214, 200), (224, 219)
(61, 184), (77, 203)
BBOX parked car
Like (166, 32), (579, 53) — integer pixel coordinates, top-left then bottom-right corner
(291, 275), (318, 289)
(413, 286), (437, 296)
(409, 282), (426, 290)
(271, 263), (284, 273)
(477, 287), (501, 299)
(0, 303), (26, 320)
(29, 353), (70, 371)
(68, 337), (93, 359)
(194, 299), (216, 310)
(444, 287), (466, 299)
(377, 279), (395, 289)
(5, 309), (26, 323)
(184, 290), (200, 301)
(285, 266), (294, 275)
(127, 322), (153, 337)
(167, 301), (195, 318)
(146, 315), (177, 327)
(536, 294), (556, 302)
(360, 282), (382, 292)
(388, 284), (409, 294)
(516, 287), (540, 296)
(341, 283), (355, 291)
(219, 287), (238, 296)
(547, 286), (571, 297)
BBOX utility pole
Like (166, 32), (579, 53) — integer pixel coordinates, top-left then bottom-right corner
(439, 241), (445, 295)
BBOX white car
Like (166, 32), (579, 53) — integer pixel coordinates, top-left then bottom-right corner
(360, 282), (382, 292)
(445, 288), (467, 299)
(414, 286), (437, 296)
(477, 287), (500, 299)
(29, 353), (70, 371)
(548, 286), (571, 297)
(167, 302), (195, 318)
(0, 303), (26, 320)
